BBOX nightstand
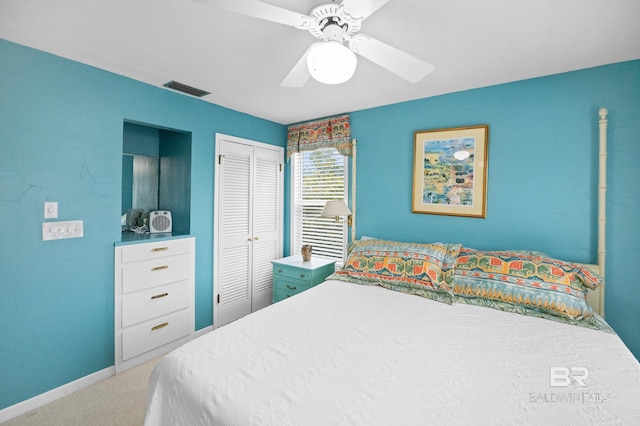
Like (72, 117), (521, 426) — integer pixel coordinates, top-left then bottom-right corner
(272, 255), (336, 303)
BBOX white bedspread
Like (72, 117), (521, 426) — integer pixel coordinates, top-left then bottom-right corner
(145, 280), (640, 425)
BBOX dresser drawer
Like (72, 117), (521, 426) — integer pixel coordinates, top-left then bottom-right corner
(122, 256), (191, 294)
(273, 266), (311, 281)
(121, 280), (191, 328)
(122, 309), (192, 361)
(120, 238), (192, 264)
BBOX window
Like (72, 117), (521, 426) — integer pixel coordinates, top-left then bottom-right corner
(291, 148), (348, 263)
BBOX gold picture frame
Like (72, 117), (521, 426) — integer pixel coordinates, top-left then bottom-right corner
(412, 125), (489, 218)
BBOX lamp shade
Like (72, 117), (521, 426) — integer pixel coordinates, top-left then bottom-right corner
(320, 200), (352, 218)
(307, 41), (357, 85)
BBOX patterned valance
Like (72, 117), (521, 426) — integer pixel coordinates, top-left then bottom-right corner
(287, 114), (352, 160)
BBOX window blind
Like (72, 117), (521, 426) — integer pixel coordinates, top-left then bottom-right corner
(291, 148), (348, 262)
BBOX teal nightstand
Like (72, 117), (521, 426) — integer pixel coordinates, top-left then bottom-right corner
(272, 255), (336, 303)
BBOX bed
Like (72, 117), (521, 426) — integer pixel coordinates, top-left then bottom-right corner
(144, 109), (640, 425)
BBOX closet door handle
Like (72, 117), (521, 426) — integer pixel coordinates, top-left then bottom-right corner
(151, 292), (169, 300)
(254, 237), (259, 240)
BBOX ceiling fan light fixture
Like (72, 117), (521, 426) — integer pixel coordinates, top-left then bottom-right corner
(306, 41), (357, 85)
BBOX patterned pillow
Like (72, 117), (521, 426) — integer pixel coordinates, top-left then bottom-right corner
(453, 247), (609, 331)
(328, 239), (461, 304)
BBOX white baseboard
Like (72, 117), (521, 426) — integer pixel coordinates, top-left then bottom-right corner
(0, 326), (214, 423)
(195, 325), (214, 336)
(0, 366), (115, 423)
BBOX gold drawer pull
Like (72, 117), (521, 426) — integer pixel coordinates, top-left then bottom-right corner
(286, 285), (297, 290)
(151, 265), (169, 272)
(151, 292), (169, 300)
(151, 322), (169, 331)
(151, 247), (169, 252)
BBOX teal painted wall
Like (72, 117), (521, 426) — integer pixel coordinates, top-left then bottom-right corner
(123, 122), (160, 156)
(158, 129), (192, 235)
(0, 38), (286, 409)
(121, 155), (134, 212)
(350, 60), (640, 360)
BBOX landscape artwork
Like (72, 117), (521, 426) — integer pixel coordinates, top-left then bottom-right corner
(412, 125), (488, 218)
(421, 137), (476, 206)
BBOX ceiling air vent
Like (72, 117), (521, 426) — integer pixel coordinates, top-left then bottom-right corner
(163, 80), (210, 97)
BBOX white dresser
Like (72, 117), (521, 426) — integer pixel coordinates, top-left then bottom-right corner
(114, 237), (195, 372)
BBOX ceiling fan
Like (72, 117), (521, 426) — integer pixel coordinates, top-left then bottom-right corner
(198, 0), (435, 86)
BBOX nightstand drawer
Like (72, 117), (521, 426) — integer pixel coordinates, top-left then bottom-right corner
(273, 266), (311, 281)
(274, 278), (310, 293)
(274, 281), (310, 300)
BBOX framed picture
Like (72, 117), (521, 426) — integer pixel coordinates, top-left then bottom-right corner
(412, 125), (489, 218)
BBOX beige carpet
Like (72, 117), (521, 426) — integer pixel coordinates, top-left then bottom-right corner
(3, 357), (162, 426)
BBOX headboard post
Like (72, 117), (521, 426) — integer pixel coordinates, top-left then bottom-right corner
(597, 107), (608, 317)
(351, 138), (357, 243)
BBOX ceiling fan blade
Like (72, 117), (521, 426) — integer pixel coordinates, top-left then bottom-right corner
(349, 34), (434, 83)
(340, 0), (392, 20)
(198, 0), (313, 29)
(280, 47), (312, 87)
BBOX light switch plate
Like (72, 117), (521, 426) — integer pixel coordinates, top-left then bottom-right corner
(44, 202), (58, 219)
(42, 220), (83, 241)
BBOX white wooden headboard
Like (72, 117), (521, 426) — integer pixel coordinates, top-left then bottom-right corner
(584, 108), (608, 317)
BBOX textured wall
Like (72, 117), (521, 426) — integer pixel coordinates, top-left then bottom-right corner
(0, 39), (285, 410)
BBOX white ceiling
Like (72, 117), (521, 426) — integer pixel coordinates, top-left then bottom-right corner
(1, 0), (639, 125)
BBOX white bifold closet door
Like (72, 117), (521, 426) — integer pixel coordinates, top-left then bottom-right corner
(215, 135), (283, 327)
